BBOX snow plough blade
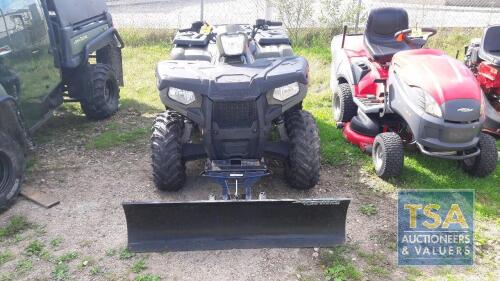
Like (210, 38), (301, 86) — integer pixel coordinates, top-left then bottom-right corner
(123, 199), (350, 252)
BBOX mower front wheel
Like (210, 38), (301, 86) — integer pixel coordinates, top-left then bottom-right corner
(151, 111), (186, 191)
(460, 133), (498, 177)
(372, 133), (404, 179)
(333, 83), (357, 123)
(284, 110), (321, 190)
(81, 64), (120, 120)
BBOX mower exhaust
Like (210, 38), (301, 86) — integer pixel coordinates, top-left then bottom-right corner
(123, 198), (350, 252)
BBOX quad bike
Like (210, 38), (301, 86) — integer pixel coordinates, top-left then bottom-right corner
(464, 25), (500, 136)
(331, 7), (498, 179)
(123, 20), (349, 252)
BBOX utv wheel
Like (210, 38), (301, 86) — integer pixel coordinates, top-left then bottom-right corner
(151, 111), (186, 191)
(81, 64), (120, 120)
(333, 83), (357, 122)
(460, 133), (498, 177)
(0, 132), (25, 213)
(284, 110), (320, 190)
(372, 133), (404, 179)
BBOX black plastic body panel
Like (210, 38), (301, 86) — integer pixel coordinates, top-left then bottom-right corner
(49, 0), (108, 27)
(156, 57), (308, 160)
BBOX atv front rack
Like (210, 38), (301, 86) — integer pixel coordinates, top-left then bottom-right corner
(201, 159), (269, 200)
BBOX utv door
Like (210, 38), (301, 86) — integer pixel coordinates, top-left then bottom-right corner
(0, 0), (61, 130)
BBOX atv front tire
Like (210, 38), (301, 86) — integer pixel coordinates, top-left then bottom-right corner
(0, 132), (25, 212)
(81, 64), (120, 120)
(460, 133), (498, 177)
(333, 83), (357, 122)
(372, 133), (404, 179)
(284, 110), (320, 190)
(151, 111), (186, 191)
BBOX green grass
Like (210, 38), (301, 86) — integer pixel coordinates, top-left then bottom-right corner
(135, 274), (161, 281)
(56, 252), (78, 263)
(24, 240), (46, 257)
(118, 248), (135, 260)
(52, 263), (70, 281)
(131, 258), (148, 273)
(359, 203), (378, 216)
(15, 259), (33, 273)
(85, 125), (149, 150)
(322, 246), (362, 281)
(0, 250), (13, 266)
(0, 216), (31, 240)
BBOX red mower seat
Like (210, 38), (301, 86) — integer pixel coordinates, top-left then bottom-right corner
(479, 25), (500, 66)
(364, 7), (411, 64)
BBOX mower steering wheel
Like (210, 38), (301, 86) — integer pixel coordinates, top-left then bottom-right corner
(420, 27), (437, 40)
(394, 29), (412, 42)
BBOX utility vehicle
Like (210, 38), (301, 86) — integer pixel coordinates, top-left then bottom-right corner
(464, 25), (500, 136)
(331, 7), (497, 179)
(0, 0), (124, 211)
(123, 20), (349, 252)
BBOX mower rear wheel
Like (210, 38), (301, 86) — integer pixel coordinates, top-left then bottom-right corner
(460, 133), (498, 177)
(333, 83), (357, 122)
(372, 133), (404, 179)
(0, 132), (25, 213)
(151, 111), (186, 191)
(284, 110), (320, 190)
(81, 64), (120, 120)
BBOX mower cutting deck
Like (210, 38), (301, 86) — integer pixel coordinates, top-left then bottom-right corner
(123, 20), (350, 252)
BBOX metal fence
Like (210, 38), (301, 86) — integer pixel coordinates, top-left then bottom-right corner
(107, 0), (500, 29)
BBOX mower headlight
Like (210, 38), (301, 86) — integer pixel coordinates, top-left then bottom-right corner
(273, 82), (300, 101)
(423, 92), (442, 118)
(168, 87), (196, 105)
(220, 33), (246, 56)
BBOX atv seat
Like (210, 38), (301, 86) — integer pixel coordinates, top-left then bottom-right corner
(364, 7), (410, 64)
(479, 25), (500, 66)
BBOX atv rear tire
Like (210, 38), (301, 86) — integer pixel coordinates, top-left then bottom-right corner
(333, 83), (357, 122)
(151, 111), (186, 191)
(284, 110), (320, 190)
(460, 133), (498, 177)
(372, 133), (404, 179)
(0, 132), (25, 213)
(81, 64), (120, 120)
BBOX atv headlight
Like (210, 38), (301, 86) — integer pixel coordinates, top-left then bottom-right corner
(168, 87), (195, 105)
(273, 82), (300, 101)
(423, 92), (442, 118)
(220, 33), (246, 56)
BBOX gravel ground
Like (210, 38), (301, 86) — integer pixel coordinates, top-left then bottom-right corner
(0, 110), (402, 281)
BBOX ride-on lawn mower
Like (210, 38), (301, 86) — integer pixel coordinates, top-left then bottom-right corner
(123, 20), (350, 252)
(464, 25), (500, 136)
(331, 7), (498, 179)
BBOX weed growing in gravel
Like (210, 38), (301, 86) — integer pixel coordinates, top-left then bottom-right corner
(404, 267), (423, 281)
(356, 251), (391, 278)
(359, 203), (378, 216)
(16, 259), (33, 273)
(50, 237), (63, 248)
(119, 248), (135, 260)
(135, 274), (161, 281)
(0, 250), (13, 266)
(131, 258), (148, 273)
(52, 263), (70, 281)
(105, 248), (117, 257)
(24, 240), (45, 257)
(0, 216), (30, 240)
(322, 246), (362, 281)
(57, 251), (79, 263)
(0, 273), (13, 281)
(90, 265), (104, 276)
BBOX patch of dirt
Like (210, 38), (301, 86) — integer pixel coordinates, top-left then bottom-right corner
(0, 112), (402, 281)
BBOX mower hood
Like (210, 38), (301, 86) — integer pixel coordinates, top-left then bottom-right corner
(392, 49), (482, 105)
(156, 56), (308, 101)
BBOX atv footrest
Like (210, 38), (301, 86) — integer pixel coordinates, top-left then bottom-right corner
(202, 159), (269, 200)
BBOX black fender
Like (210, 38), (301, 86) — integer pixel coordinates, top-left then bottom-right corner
(0, 90), (30, 153)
